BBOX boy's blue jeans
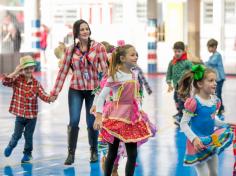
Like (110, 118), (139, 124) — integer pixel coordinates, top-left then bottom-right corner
(68, 88), (98, 148)
(216, 80), (225, 114)
(8, 116), (37, 155)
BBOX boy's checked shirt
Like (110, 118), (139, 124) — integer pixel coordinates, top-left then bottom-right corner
(2, 74), (51, 119)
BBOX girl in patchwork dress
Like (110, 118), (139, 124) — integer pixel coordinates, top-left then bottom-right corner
(92, 54), (155, 176)
(179, 64), (235, 176)
(93, 44), (156, 176)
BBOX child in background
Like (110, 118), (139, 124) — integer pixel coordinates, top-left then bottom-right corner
(205, 38), (225, 120)
(131, 57), (152, 96)
(54, 42), (66, 68)
(1, 55), (54, 163)
(93, 44), (156, 176)
(166, 41), (192, 124)
(179, 64), (234, 176)
(101, 41), (115, 58)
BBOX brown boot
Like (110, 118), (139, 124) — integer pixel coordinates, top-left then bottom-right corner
(87, 128), (98, 162)
(111, 164), (119, 176)
(64, 126), (79, 165)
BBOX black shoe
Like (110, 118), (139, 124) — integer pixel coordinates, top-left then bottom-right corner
(64, 153), (75, 165)
(90, 148), (98, 163)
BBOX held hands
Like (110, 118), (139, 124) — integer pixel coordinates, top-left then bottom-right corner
(192, 137), (206, 152)
(49, 95), (58, 103)
(93, 112), (102, 130)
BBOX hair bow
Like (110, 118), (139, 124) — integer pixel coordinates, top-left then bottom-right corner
(191, 64), (205, 80)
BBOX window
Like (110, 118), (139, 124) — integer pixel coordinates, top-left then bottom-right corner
(225, 0), (236, 23)
(137, 1), (147, 23)
(54, 8), (77, 24)
(203, 1), (213, 24)
(112, 2), (123, 23)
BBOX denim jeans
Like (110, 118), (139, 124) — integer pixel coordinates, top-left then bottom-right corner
(216, 80), (225, 113)
(173, 88), (184, 118)
(8, 116), (37, 155)
(68, 88), (98, 147)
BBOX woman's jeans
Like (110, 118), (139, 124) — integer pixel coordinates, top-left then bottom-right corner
(8, 116), (37, 155)
(68, 88), (98, 148)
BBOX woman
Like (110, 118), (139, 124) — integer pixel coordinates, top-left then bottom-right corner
(51, 19), (108, 165)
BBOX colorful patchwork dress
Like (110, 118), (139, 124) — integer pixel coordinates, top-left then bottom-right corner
(99, 73), (156, 144)
(182, 95), (233, 166)
(94, 72), (156, 164)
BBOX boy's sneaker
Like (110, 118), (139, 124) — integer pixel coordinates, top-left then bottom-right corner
(21, 154), (32, 163)
(4, 146), (13, 157)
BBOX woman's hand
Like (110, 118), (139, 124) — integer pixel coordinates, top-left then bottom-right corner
(192, 137), (206, 152)
(93, 113), (102, 130)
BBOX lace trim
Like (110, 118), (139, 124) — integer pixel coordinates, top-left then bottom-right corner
(195, 95), (218, 107)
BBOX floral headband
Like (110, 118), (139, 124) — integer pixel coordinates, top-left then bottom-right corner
(191, 64), (206, 80)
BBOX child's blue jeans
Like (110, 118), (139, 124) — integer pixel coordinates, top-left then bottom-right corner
(8, 116), (37, 155)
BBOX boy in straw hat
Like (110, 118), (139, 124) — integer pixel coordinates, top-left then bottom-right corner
(1, 55), (55, 163)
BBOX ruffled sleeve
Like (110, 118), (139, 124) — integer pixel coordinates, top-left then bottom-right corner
(180, 97), (198, 143)
(184, 97), (197, 114)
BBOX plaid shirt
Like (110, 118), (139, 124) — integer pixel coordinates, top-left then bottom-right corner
(51, 41), (108, 96)
(2, 74), (51, 119)
(132, 66), (152, 95)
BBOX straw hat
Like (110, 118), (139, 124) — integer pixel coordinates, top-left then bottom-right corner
(19, 55), (36, 69)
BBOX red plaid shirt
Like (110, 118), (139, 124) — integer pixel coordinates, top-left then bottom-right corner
(2, 74), (51, 119)
(51, 41), (108, 96)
